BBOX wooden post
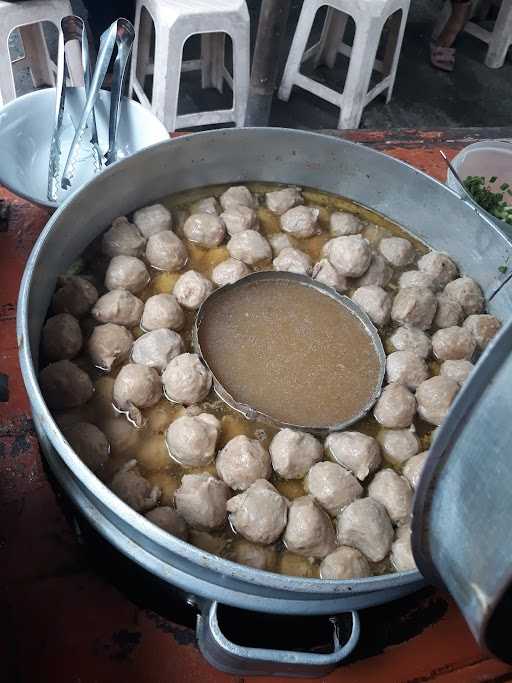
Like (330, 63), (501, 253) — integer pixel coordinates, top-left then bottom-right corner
(245, 0), (292, 126)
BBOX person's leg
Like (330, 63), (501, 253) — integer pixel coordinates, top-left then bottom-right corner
(430, 0), (471, 72)
(436, 0), (472, 48)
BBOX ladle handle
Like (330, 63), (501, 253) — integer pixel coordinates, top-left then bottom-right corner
(196, 601), (360, 677)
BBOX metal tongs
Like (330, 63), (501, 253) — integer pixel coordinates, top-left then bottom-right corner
(61, 18), (134, 189)
(48, 18), (135, 198)
(47, 16), (100, 202)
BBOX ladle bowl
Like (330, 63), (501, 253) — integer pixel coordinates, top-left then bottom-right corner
(193, 271), (386, 434)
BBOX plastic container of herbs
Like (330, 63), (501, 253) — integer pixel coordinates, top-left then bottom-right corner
(446, 140), (512, 234)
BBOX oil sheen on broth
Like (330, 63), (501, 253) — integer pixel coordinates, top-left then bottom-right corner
(198, 279), (381, 427)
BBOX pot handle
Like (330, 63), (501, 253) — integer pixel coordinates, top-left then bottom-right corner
(196, 600), (360, 678)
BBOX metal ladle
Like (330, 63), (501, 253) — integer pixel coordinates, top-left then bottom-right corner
(192, 271), (386, 435)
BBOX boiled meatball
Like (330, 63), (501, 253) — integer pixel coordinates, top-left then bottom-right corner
(111, 460), (160, 512)
(132, 329), (183, 373)
(373, 383), (416, 429)
(320, 546), (370, 580)
(212, 258), (250, 286)
(227, 479), (288, 545)
(444, 276), (484, 315)
(133, 203), (172, 238)
(284, 496), (336, 559)
(391, 525), (417, 572)
(273, 247), (312, 275)
(184, 213), (226, 247)
(174, 474), (229, 529)
(270, 428), (323, 480)
(416, 376), (459, 426)
(379, 237), (414, 267)
(190, 196), (220, 215)
(100, 414), (140, 454)
(305, 461), (363, 516)
(227, 230), (272, 265)
(40, 360), (94, 410)
(353, 253), (392, 288)
(280, 206), (319, 238)
(162, 352), (211, 404)
(265, 187), (303, 215)
(230, 539), (276, 571)
(141, 293), (184, 332)
(440, 359), (473, 385)
(42, 313), (83, 361)
(432, 326), (476, 361)
(378, 428), (419, 466)
(398, 270), (435, 290)
(368, 469), (413, 524)
(217, 435), (271, 491)
(403, 451), (428, 489)
(463, 314), (501, 350)
(312, 258), (348, 291)
(417, 251), (458, 290)
(434, 293), (463, 329)
(352, 285), (392, 327)
(105, 255), (149, 294)
(221, 206), (258, 235)
(113, 363), (161, 425)
(269, 233), (294, 256)
(102, 216), (146, 257)
(329, 211), (363, 236)
(385, 350), (429, 390)
(325, 431), (381, 481)
(63, 421), (109, 473)
(220, 185), (256, 210)
(173, 270), (213, 309)
(145, 506), (188, 541)
(88, 323), (133, 371)
(145, 231), (188, 272)
(323, 235), (371, 277)
(165, 413), (220, 467)
(337, 498), (393, 562)
(52, 275), (98, 318)
(92, 289), (144, 327)
(389, 326), (432, 359)
(391, 286), (437, 331)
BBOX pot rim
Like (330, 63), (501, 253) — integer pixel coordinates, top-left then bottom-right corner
(19, 126), (479, 595)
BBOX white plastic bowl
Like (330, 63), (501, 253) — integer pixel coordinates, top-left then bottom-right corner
(446, 140), (512, 232)
(0, 87), (169, 208)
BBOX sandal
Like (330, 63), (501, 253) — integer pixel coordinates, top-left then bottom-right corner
(430, 42), (456, 72)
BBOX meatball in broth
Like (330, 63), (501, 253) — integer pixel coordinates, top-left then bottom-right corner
(40, 183), (496, 582)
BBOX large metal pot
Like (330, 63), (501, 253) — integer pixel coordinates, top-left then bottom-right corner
(17, 129), (512, 676)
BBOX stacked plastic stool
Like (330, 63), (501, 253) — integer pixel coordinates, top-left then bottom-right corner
(278, 0), (410, 130)
(129, 0), (250, 132)
(465, 0), (512, 69)
(0, 0), (82, 106)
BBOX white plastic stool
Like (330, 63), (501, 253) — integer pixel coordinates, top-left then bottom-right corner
(278, 0), (410, 130)
(129, 0), (250, 132)
(0, 0), (83, 106)
(464, 0), (512, 68)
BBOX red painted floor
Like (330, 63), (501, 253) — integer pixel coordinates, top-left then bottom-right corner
(1, 128), (511, 682)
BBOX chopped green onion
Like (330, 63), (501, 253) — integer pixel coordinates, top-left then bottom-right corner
(498, 265), (508, 274)
(463, 175), (512, 225)
(490, 176), (498, 183)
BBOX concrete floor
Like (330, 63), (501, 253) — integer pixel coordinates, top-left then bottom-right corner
(9, 0), (512, 131)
